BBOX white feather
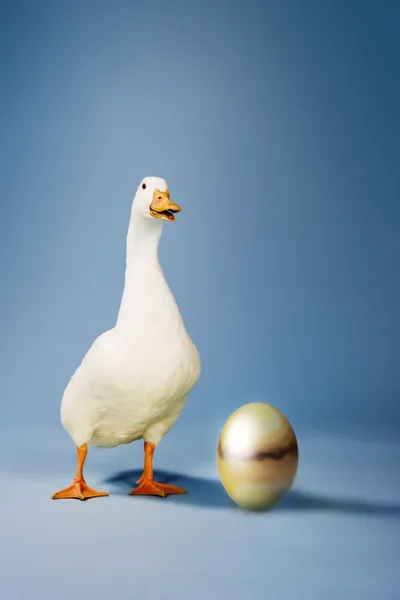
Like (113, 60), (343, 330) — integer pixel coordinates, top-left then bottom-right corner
(60, 177), (201, 449)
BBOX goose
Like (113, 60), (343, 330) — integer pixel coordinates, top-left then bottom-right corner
(52, 177), (201, 500)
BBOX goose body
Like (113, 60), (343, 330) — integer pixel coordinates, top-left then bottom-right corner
(53, 177), (200, 500)
(61, 272), (200, 449)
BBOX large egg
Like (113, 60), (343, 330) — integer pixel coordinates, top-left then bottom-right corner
(217, 402), (298, 510)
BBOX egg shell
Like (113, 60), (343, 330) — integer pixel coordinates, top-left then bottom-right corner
(217, 402), (298, 510)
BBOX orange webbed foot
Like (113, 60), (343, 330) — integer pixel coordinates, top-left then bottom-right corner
(52, 479), (109, 501)
(156, 482), (187, 495)
(129, 479), (186, 497)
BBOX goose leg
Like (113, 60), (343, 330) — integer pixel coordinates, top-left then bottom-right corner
(130, 441), (186, 497)
(52, 444), (109, 501)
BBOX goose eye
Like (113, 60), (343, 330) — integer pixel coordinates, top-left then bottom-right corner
(142, 183), (146, 190)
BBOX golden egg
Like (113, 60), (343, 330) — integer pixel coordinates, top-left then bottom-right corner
(217, 402), (298, 511)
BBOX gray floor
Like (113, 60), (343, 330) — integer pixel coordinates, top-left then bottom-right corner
(1, 425), (399, 599)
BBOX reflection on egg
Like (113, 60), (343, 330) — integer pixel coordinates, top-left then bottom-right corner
(217, 402), (299, 511)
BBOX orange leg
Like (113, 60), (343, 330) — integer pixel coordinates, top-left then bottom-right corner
(130, 441), (186, 497)
(52, 444), (109, 501)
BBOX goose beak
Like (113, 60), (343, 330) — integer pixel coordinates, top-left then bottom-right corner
(150, 189), (181, 222)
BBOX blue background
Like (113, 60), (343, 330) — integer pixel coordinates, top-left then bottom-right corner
(0, 2), (399, 599)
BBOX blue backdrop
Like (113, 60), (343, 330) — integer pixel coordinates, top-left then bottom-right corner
(1, 0), (399, 434)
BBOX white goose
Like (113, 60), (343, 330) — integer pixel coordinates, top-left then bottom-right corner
(53, 177), (201, 500)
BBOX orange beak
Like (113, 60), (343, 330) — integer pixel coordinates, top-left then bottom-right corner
(150, 189), (181, 222)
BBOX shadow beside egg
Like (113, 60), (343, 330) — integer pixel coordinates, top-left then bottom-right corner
(104, 468), (400, 519)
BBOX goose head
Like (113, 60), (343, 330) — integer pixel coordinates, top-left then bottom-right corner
(133, 177), (181, 222)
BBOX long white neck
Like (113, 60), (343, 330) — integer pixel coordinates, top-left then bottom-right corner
(116, 206), (177, 327)
(126, 205), (163, 265)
